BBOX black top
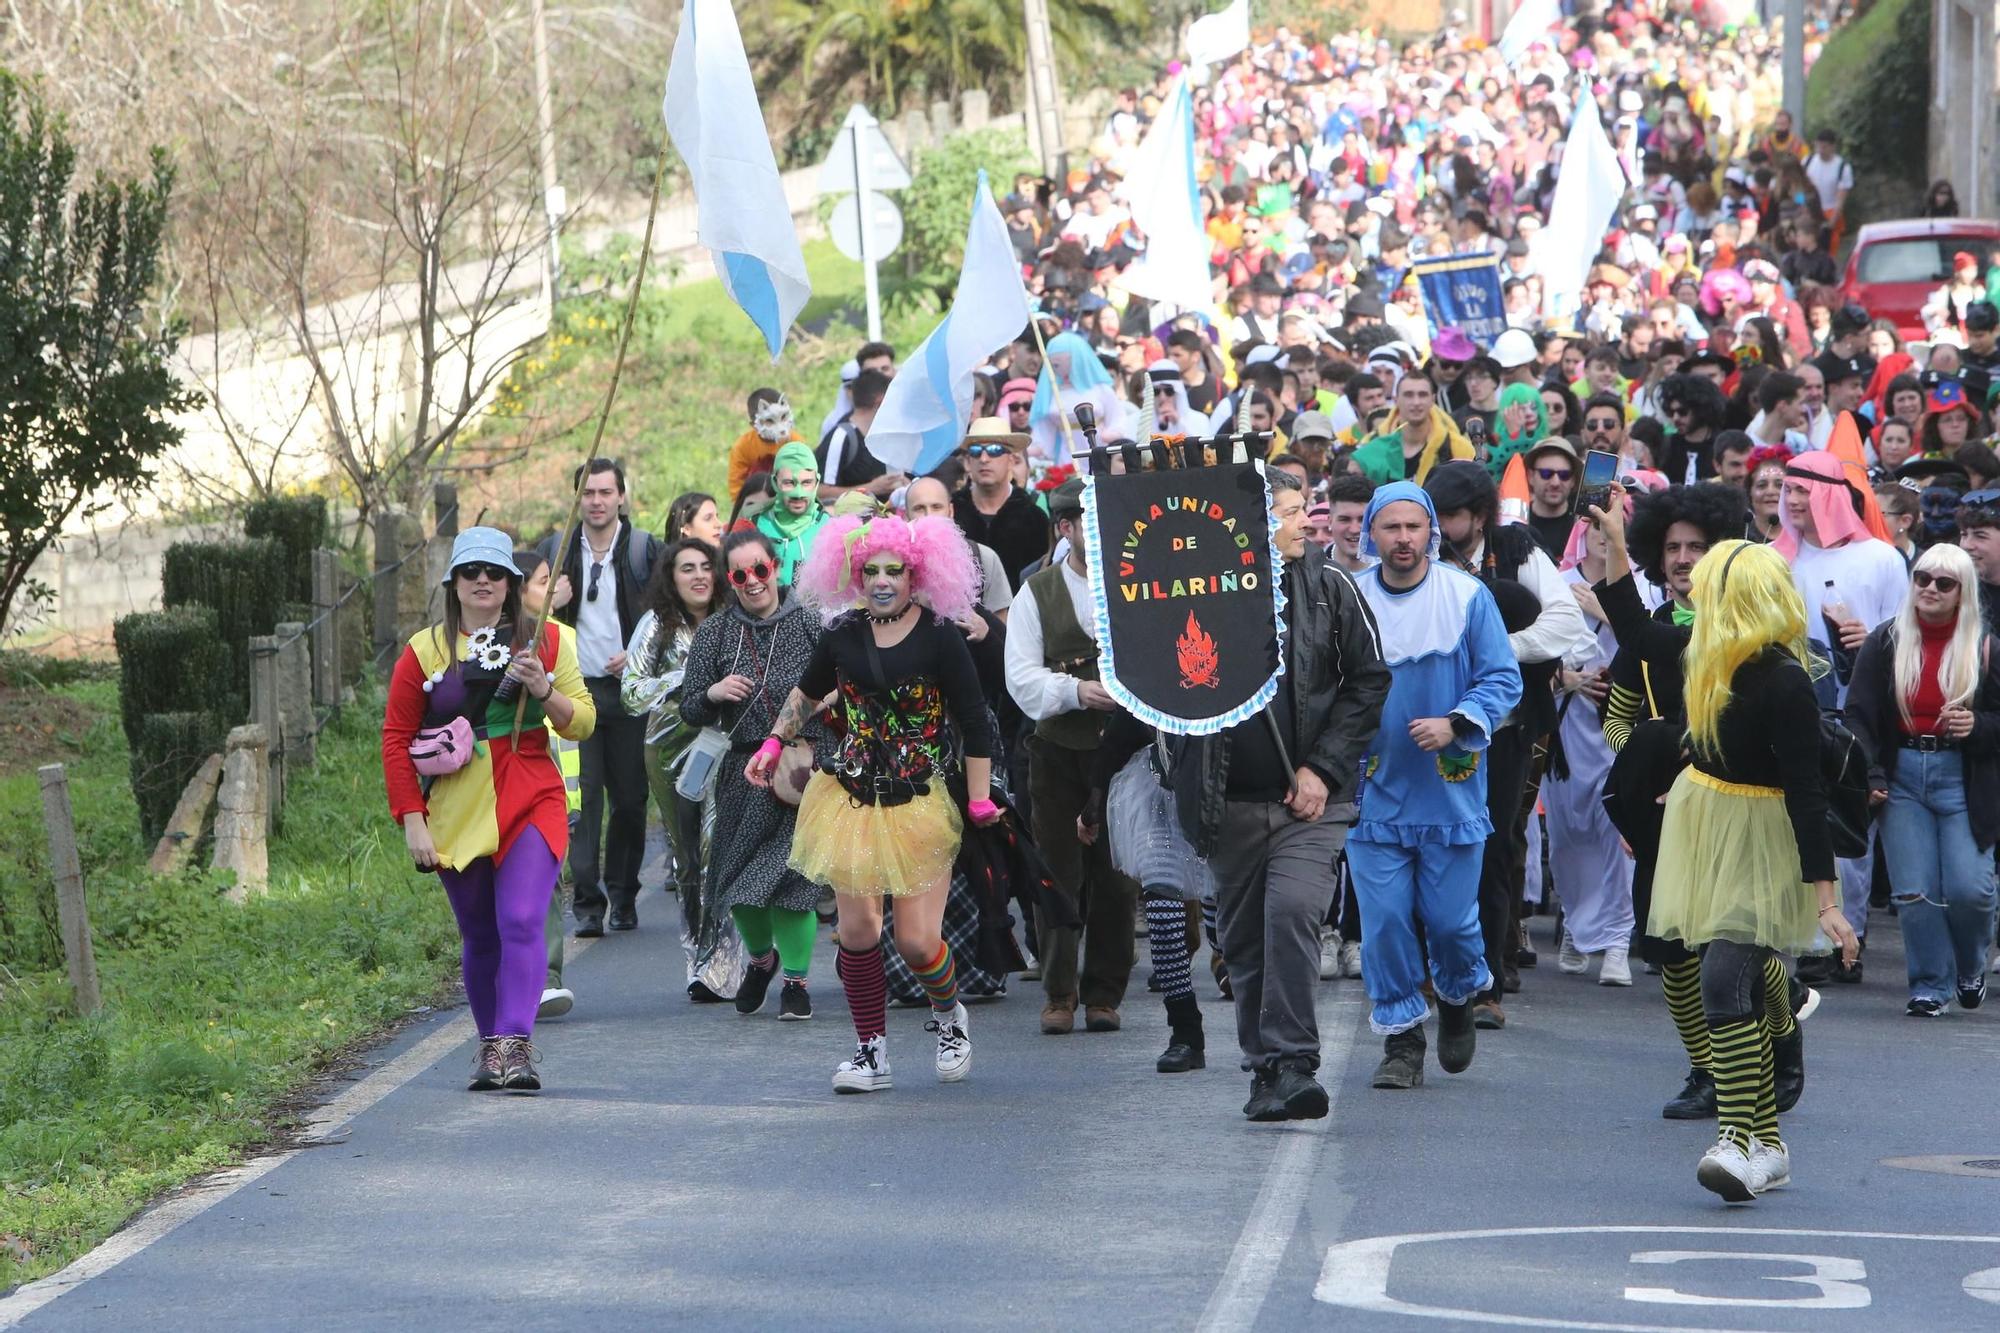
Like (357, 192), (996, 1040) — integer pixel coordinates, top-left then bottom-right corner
(798, 608), (995, 785)
(816, 419), (888, 489)
(1598, 572), (1688, 722)
(953, 486), (1052, 592)
(1688, 647), (1836, 883)
(1525, 509), (1574, 564)
(1844, 620), (2000, 850)
(1223, 667), (1297, 801)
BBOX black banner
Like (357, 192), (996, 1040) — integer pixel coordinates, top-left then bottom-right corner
(1082, 458), (1284, 735)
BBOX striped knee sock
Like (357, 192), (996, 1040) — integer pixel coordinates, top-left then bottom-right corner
(1661, 957), (1710, 1070)
(1709, 1018), (1778, 1146)
(1762, 954), (1796, 1040)
(912, 942), (958, 1013)
(1146, 894), (1195, 1001)
(836, 943), (888, 1041)
(1200, 896), (1220, 953)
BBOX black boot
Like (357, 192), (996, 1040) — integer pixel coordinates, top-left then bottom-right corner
(1661, 1066), (1717, 1119)
(1372, 1027), (1426, 1089)
(1772, 1027), (1805, 1113)
(1436, 997), (1477, 1074)
(1157, 994), (1206, 1073)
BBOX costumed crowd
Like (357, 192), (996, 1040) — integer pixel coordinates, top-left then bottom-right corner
(382, 4), (1999, 1206)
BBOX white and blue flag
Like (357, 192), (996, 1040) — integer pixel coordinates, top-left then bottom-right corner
(1120, 76), (1212, 317)
(867, 172), (1031, 476)
(662, 0), (810, 360)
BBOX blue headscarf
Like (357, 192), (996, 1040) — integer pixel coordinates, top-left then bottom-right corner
(1030, 331), (1116, 426)
(1359, 480), (1441, 560)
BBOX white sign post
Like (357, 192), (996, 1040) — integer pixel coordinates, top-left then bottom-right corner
(818, 104), (911, 342)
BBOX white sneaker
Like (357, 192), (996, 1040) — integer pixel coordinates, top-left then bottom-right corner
(1795, 986), (1822, 1022)
(833, 1035), (892, 1093)
(1598, 945), (1633, 986)
(928, 1002), (972, 1082)
(537, 987), (575, 1019)
(1696, 1134), (1761, 1203)
(1339, 940), (1363, 979)
(1319, 930), (1343, 980)
(1748, 1136), (1791, 1191)
(1557, 931), (1588, 974)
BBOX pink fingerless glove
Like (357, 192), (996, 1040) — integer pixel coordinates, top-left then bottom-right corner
(967, 798), (1001, 824)
(754, 737), (783, 767)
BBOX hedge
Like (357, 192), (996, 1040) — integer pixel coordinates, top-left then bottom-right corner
(130, 710), (224, 844)
(161, 537), (287, 716)
(243, 495), (329, 603)
(111, 606), (230, 750)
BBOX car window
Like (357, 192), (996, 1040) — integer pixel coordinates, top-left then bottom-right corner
(1856, 238), (1966, 285)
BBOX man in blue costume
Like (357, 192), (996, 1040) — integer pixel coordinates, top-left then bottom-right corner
(1349, 482), (1524, 1090)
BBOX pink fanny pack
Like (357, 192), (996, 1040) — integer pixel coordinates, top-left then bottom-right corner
(410, 716), (479, 776)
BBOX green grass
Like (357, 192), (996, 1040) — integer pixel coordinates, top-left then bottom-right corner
(0, 680), (460, 1288)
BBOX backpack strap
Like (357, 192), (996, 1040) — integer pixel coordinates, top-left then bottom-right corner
(626, 527), (657, 589)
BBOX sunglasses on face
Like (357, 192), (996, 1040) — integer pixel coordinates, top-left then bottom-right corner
(1912, 571), (1961, 592)
(728, 561), (774, 586)
(1534, 467), (1573, 481)
(1585, 417), (1622, 432)
(457, 562), (513, 583)
(964, 443), (1011, 460)
(1665, 404), (1690, 417)
(861, 562), (907, 579)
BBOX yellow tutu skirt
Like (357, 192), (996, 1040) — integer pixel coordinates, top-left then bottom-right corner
(788, 771), (962, 899)
(1649, 769), (1820, 953)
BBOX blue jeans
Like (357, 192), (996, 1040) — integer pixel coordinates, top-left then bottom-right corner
(1878, 749), (1998, 1002)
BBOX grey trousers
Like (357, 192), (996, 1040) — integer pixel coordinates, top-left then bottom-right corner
(1209, 801), (1347, 1073)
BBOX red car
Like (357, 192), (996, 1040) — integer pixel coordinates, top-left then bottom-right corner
(1841, 218), (2000, 341)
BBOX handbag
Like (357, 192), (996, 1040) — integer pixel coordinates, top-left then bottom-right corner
(1819, 713), (1871, 860)
(411, 715), (479, 776)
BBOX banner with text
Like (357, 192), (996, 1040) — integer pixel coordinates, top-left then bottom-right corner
(1411, 251), (1508, 349)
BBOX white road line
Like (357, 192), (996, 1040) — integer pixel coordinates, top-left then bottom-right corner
(1195, 993), (1362, 1333)
(0, 936), (601, 1328)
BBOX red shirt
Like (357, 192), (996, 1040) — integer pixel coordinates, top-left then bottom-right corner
(1904, 615), (1956, 736)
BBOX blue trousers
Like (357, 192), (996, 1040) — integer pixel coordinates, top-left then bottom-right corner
(1347, 838), (1493, 1035)
(1878, 749), (1997, 1003)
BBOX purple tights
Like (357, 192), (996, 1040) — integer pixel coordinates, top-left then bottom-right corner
(439, 826), (558, 1038)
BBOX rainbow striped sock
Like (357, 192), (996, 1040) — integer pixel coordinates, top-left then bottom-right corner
(913, 942), (958, 1013)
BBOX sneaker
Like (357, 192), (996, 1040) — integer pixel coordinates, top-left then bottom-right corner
(1338, 940), (1363, 979)
(1242, 1070), (1283, 1119)
(1267, 1062), (1329, 1120)
(496, 1036), (541, 1093)
(1557, 931), (1588, 974)
(735, 953), (779, 1015)
(468, 1038), (503, 1092)
(832, 1036), (892, 1093)
(687, 980), (725, 1004)
(1436, 999), (1476, 1074)
(778, 979), (813, 1020)
(1020, 962), (1042, 981)
(537, 987), (574, 1019)
(1598, 945), (1633, 987)
(1906, 997), (1947, 1017)
(1319, 929), (1343, 980)
(1661, 1066), (1717, 1120)
(1371, 1028), (1426, 1089)
(1793, 981), (1821, 1022)
(1749, 1136), (1791, 1192)
(1957, 976), (1986, 1010)
(927, 1003), (972, 1082)
(1696, 1133), (1761, 1203)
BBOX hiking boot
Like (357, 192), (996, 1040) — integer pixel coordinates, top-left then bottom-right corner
(735, 953), (779, 1015)
(1242, 1070), (1283, 1119)
(1372, 1028), (1426, 1089)
(1662, 1066), (1717, 1120)
(1473, 998), (1506, 1030)
(468, 1038), (503, 1091)
(1772, 1026), (1805, 1113)
(1084, 1006), (1122, 1033)
(496, 1036), (540, 1092)
(1157, 994), (1205, 1073)
(1268, 1061), (1329, 1120)
(1040, 996), (1076, 1035)
(778, 978), (813, 1021)
(1436, 998), (1476, 1074)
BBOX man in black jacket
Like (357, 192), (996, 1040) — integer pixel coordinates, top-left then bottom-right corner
(1168, 469), (1390, 1122)
(538, 459), (659, 936)
(950, 416), (1051, 591)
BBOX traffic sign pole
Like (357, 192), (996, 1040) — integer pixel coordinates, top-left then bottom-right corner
(854, 117), (881, 342)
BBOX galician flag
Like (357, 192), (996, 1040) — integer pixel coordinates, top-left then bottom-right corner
(1186, 0), (1251, 70)
(867, 172), (1032, 476)
(662, 0), (809, 360)
(1120, 76), (1213, 316)
(1533, 84), (1627, 319)
(1497, 0), (1562, 68)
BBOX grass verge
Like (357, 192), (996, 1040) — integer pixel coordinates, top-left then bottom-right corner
(0, 678), (459, 1289)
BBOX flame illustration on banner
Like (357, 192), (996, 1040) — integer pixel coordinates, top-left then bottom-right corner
(1176, 611), (1220, 689)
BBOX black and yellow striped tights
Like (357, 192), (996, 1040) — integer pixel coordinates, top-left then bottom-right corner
(1663, 953), (1795, 1143)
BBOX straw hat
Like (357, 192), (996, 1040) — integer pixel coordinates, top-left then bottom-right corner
(963, 416), (1030, 450)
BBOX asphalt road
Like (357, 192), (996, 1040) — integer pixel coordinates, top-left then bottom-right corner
(7, 892), (1998, 1331)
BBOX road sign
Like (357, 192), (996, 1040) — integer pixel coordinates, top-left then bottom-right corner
(817, 105), (911, 194)
(830, 192), (904, 265)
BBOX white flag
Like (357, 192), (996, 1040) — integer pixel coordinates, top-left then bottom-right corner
(867, 173), (1032, 476)
(1119, 77), (1213, 316)
(1497, 0), (1562, 68)
(1186, 0), (1251, 70)
(662, 0), (810, 360)
(1534, 86), (1627, 318)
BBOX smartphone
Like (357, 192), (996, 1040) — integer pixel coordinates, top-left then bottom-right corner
(1580, 449), (1619, 517)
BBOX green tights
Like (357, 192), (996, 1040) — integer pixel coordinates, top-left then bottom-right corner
(730, 905), (818, 979)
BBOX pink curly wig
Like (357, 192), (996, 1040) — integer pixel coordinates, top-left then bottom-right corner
(794, 513), (980, 626)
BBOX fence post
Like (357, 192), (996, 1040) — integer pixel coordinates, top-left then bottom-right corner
(373, 506), (402, 667)
(275, 621), (314, 768)
(310, 548), (341, 710)
(434, 482), (459, 537)
(212, 725), (271, 901)
(249, 634), (284, 831)
(37, 764), (103, 1016)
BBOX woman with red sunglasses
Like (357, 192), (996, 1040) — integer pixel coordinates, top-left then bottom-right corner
(677, 529), (826, 1019)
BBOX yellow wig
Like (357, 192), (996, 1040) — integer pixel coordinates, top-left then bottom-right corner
(1682, 540), (1816, 760)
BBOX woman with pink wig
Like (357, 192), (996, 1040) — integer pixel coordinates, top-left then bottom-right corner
(746, 513), (1002, 1094)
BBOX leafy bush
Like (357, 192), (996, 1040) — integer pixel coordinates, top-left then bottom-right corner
(242, 495), (328, 603)
(111, 606), (229, 750)
(1804, 0), (1930, 226)
(900, 127), (1037, 294)
(160, 537), (287, 715)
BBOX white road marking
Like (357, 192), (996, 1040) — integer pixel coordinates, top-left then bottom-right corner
(1195, 993), (1363, 1333)
(0, 936), (601, 1328)
(1313, 1225), (2000, 1331)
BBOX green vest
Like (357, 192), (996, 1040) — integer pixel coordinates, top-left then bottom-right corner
(1026, 562), (1104, 751)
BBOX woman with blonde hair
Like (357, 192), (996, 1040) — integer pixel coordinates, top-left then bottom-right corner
(1844, 543), (2000, 1017)
(1650, 540), (1859, 1202)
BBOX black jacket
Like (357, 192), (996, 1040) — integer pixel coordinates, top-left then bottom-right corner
(1167, 549), (1392, 857)
(537, 519), (659, 661)
(954, 487), (1051, 592)
(1844, 620), (2000, 849)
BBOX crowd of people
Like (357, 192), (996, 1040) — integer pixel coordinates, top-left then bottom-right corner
(381, 4), (2000, 1206)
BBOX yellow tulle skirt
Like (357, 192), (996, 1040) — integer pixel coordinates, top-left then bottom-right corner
(1649, 769), (1821, 953)
(788, 771), (962, 899)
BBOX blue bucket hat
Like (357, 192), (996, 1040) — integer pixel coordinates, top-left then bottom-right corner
(442, 525), (523, 584)
(1360, 480), (1440, 561)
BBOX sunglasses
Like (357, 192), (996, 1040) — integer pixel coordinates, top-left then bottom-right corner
(964, 443), (1011, 460)
(457, 562), (513, 583)
(728, 561), (774, 586)
(1912, 571), (1961, 592)
(1665, 404), (1691, 417)
(586, 558), (605, 603)
(1533, 467), (1573, 481)
(861, 562), (908, 579)
(1584, 417), (1623, 431)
